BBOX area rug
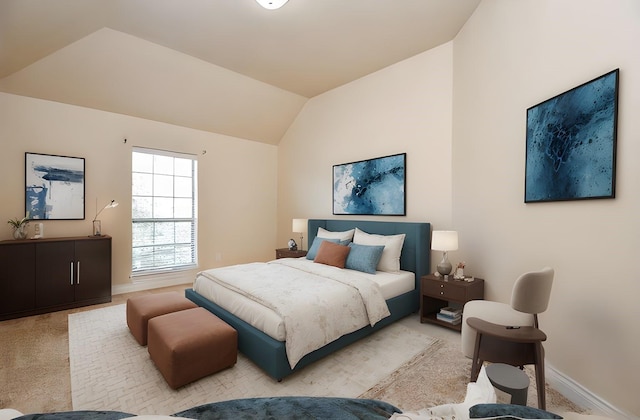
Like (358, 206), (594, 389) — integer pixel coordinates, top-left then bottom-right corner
(68, 304), (437, 415)
(360, 339), (584, 415)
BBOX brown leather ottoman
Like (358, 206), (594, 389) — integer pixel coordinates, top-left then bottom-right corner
(147, 307), (238, 389)
(126, 291), (197, 345)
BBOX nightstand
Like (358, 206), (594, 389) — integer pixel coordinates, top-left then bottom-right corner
(419, 274), (484, 331)
(275, 248), (308, 259)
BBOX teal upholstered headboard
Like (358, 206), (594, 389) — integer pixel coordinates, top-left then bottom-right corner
(307, 219), (431, 284)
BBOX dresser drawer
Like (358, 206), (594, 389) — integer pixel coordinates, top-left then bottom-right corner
(422, 278), (466, 301)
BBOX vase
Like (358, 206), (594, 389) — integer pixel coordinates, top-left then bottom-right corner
(13, 225), (27, 240)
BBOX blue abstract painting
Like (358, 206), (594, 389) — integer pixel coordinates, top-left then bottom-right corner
(333, 153), (405, 215)
(525, 69), (619, 203)
(25, 153), (85, 219)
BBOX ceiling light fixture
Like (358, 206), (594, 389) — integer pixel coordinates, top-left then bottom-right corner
(255, 0), (289, 10)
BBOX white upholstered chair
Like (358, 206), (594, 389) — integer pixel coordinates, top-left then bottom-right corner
(461, 267), (554, 409)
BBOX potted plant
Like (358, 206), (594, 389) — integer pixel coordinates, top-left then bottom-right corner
(7, 216), (29, 240)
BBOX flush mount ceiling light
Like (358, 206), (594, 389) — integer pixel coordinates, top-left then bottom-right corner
(255, 0), (288, 10)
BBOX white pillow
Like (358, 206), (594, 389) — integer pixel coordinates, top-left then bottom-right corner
(353, 228), (405, 272)
(0, 409), (24, 420)
(317, 227), (355, 242)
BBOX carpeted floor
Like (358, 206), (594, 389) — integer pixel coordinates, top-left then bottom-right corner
(0, 285), (186, 415)
(68, 304), (437, 415)
(1, 284), (584, 417)
(359, 340), (584, 415)
(0, 311), (70, 413)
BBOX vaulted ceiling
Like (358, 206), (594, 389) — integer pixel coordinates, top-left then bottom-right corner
(0, 0), (480, 144)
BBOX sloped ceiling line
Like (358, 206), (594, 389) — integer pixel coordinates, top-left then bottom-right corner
(0, 0), (480, 144)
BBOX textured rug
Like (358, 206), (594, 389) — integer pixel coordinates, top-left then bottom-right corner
(68, 304), (437, 415)
(360, 339), (584, 415)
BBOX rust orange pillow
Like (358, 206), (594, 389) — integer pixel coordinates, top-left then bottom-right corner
(314, 240), (351, 268)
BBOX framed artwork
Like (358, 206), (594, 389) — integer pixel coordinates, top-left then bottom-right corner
(525, 69), (619, 203)
(25, 152), (85, 220)
(333, 153), (406, 215)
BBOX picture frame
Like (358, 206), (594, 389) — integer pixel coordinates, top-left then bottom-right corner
(525, 69), (619, 203)
(333, 153), (406, 216)
(25, 152), (85, 220)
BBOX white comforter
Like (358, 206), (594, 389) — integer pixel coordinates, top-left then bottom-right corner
(197, 258), (391, 368)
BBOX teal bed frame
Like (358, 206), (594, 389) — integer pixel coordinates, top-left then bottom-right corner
(185, 219), (431, 381)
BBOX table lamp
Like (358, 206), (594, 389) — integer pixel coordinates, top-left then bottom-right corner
(431, 230), (458, 276)
(292, 218), (307, 250)
(93, 199), (119, 236)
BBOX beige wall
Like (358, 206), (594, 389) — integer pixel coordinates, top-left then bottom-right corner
(453, 0), (638, 415)
(277, 1), (638, 416)
(277, 42), (455, 250)
(0, 92), (278, 291)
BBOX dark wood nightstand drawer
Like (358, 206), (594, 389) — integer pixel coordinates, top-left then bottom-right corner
(422, 278), (466, 301)
(275, 248), (307, 259)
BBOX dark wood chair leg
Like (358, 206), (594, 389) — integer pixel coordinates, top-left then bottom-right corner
(470, 331), (483, 382)
(465, 317), (548, 406)
(534, 342), (546, 410)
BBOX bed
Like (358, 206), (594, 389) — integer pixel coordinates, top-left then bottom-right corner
(185, 219), (431, 381)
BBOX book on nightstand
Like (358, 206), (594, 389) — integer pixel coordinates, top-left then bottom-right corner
(436, 312), (462, 325)
(439, 306), (462, 317)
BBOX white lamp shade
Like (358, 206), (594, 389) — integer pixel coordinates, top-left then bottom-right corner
(431, 230), (458, 251)
(292, 218), (306, 233)
(255, 0), (288, 10)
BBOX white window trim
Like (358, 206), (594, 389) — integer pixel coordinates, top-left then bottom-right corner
(131, 147), (198, 276)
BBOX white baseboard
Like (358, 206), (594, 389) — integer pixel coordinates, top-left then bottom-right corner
(112, 276), (192, 296)
(546, 363), (635, 419)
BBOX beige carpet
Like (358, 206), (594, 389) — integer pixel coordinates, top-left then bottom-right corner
(360, 339), (585, 415)
(0, 311), (70, 413)
(68, 304), (438, 415)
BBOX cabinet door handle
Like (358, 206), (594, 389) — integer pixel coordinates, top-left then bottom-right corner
(70, 262), (74, 285)
(77, 261), (80, 284)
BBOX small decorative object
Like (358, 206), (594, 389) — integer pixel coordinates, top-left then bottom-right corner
(33, 222), (44, 239)
(288, 238), (298, 251)
(7, 216), (29, 240)
(454, 261), (466, 280)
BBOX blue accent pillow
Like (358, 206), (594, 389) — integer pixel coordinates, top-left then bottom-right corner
(469, 404), (562, 419)
(306, 237), (341, 260)
(345, 243), (385, 274)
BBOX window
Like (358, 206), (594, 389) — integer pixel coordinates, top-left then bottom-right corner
(131, 148), (197, 274)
